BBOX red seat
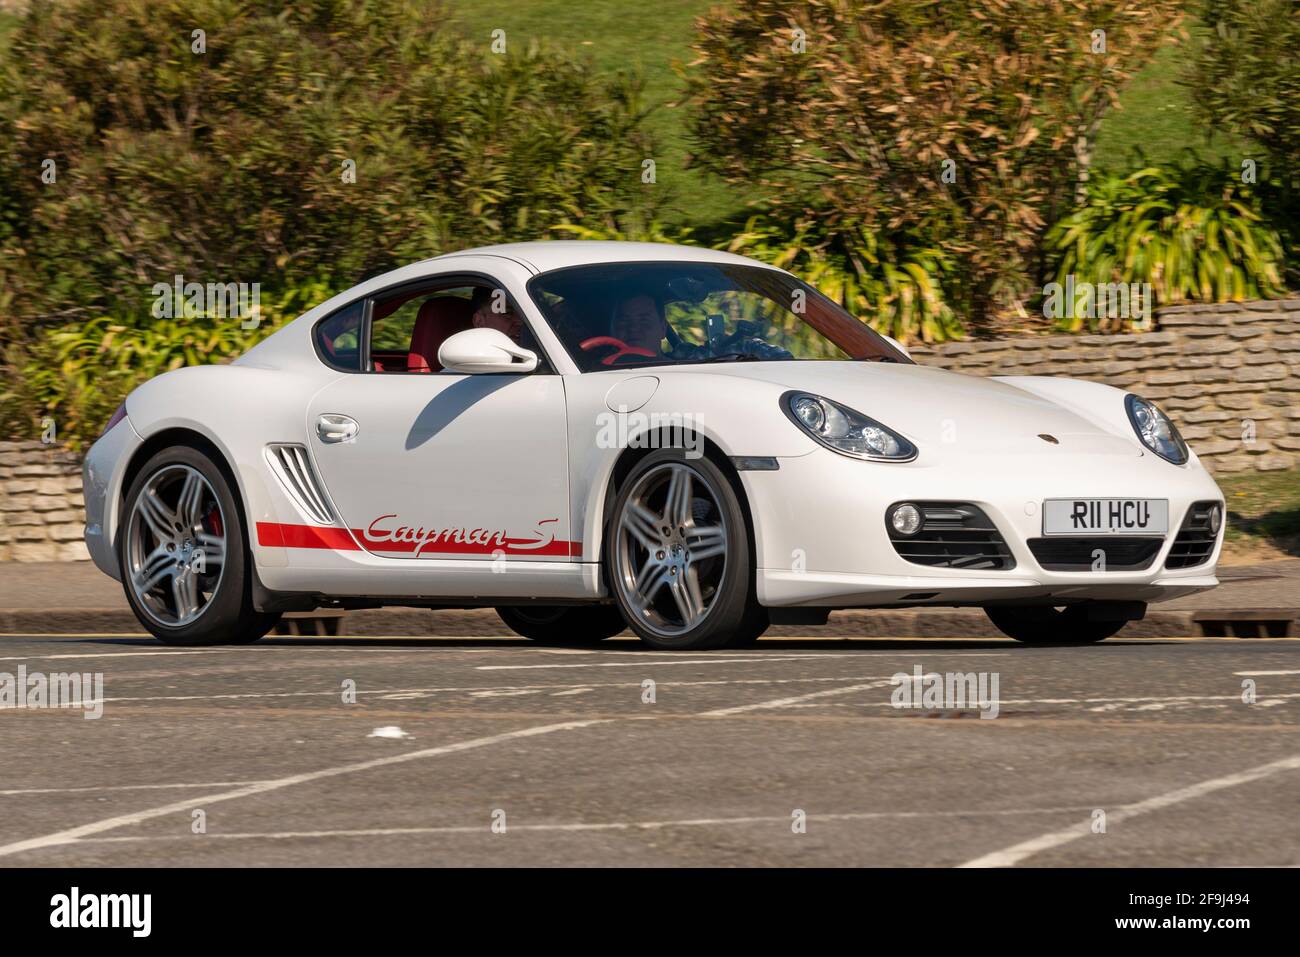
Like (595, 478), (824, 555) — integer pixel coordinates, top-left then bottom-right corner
(408, 298), (475, 373)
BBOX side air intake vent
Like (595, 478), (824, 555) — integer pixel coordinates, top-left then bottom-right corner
(1165, 500), (1222, 569)
(265, 444), (335, 525)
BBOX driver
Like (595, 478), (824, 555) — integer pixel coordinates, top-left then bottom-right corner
(470, 287), (524, 343)
(610, 294), (669, 355)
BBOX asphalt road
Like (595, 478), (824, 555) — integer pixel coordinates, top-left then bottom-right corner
(0, 632), (1297, 867)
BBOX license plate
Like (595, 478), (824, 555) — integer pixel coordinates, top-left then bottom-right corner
(1042, 499), (1168, 535)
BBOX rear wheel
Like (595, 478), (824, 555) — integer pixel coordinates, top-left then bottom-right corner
(496, 605), (627, 644)
(119, 445), (279, 646)
(605, 450), (762, 650)
(985, 604), (1127, 644)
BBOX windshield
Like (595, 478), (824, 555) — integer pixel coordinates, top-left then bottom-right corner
(527, 262), (910, 372)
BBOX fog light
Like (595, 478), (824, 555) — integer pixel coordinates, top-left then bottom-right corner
(1208, 504), (1222, 535)
(891, 503), (922, 536)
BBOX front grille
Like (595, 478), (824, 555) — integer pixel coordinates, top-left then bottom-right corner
(265, 444), (335, 525)
(887, 502), (1015, 570)
(1165, 501), (1221, 569)
(1027, 536), (1162, 571)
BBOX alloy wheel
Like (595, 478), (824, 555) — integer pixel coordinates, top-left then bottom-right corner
(125, 464), (228, 627)
(614, 461), (729, 639)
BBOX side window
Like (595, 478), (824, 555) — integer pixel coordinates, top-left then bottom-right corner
(315, 301), (364, 371)
(368, 281), (550, 374)
(369, 292), (427, 372)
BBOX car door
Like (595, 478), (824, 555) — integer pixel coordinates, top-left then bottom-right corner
(305, 269), (575, 563)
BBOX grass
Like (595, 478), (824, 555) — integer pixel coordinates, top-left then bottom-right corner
(444, 2), (1244, 231)
(1218, 468), (1300, 562)
(1090, 19), (1248, 175)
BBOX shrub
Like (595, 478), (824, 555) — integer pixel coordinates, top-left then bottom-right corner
(0, 282), (333, 448)
(682, 0), (1183, 329)
(0, 0), (660, 335)
(1188, 0), (1300, 175)
(1045, 164), (1286, 331)
(1187, 0), (1300, 268)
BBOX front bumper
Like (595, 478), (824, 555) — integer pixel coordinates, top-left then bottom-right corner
(742, 447), (1224, 609)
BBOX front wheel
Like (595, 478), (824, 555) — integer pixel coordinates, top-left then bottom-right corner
(119, 445), (278, 646)
(496, 605), (627, 644)
(605, 450), (762, 650)
(985, 604), (1127, 644)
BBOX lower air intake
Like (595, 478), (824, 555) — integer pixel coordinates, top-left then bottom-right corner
(1027, 536), (1162, 571)
(887, 502), (1015, 570)
(1165, 501), (1221, 569)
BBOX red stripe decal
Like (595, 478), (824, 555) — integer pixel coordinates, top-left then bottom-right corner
(257, 522), (581, 558)
(257, 522), (361, 551)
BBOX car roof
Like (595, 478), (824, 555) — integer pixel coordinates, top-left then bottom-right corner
(432, 241), (770, 275)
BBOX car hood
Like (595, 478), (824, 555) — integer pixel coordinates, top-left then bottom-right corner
(655, 360), (1141, 457)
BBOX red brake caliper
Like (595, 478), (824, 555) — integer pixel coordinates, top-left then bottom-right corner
(206, 505), (223, 538)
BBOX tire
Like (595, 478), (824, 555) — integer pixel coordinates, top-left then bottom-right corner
(118, 445), (279, 646)
(725, 604), (771, 647)
(985, 604), (1128, 645)
(604, 449), (761, 650)
(496, 605), (627, 644)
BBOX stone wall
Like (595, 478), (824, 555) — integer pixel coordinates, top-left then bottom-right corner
(0, 300), (1297, 560)
(0, 441), (89, 562)
(909, 300), (1300, 474)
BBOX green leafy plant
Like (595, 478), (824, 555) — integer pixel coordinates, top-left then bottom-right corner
(724, 218), (960, 344)
(0, 282), (335, 447)
(1046, 164), (1286, 330)
(0, 0), (660, 335)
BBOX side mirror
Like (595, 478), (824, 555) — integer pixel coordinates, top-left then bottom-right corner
(438, 328), (538, 375)
(882, 334), (912, 359)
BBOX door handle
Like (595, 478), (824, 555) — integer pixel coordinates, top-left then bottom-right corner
(316, 413), (359, 444)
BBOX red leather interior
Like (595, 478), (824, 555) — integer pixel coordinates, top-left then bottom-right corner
(407, 297), (475, 373)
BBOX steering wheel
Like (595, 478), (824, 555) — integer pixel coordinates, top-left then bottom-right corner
(579, 335), (656, 367)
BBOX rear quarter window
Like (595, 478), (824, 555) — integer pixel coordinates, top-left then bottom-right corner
(315, 301), (364, 371)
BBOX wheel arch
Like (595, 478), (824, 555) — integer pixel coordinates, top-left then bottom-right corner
(596, 431), (759, 584)
(118, 426), (255, 567)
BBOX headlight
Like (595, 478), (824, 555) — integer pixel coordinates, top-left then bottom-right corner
(1125, 394), (1188, 465)
(782, 391), (917, 461)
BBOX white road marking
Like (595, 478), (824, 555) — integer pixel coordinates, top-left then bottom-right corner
(0, 781), (270, 797)
(366, 726), (410, 739)
(477, 655), (837, 671)
(1235, 670), (1300, 677)
(90, 673), (904, 706)
(476, 653), (1008, 671)
(699, 680), (898, 717)
(0, 718), (609, 860)
(70, 805), (1099, 843)
(958, 754), (1300, 868)
(0, 650), (234, 662)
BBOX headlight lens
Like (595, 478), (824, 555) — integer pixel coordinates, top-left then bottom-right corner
(1125, 394), (1188, 465)
(783, 392), (916, 461)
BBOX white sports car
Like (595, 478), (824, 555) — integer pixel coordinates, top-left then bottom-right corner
(83, 242), (1224, 650)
